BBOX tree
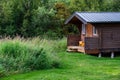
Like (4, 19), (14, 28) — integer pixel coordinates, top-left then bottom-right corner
(111, 0), (120, 11)
(0, 0), (16, 36)
(32, 7), (56, 36)
(0, 0), (117, 38)
(69, 0), (85, 13)
(54, 2), (71, 35)
(10, 0), (41, 37)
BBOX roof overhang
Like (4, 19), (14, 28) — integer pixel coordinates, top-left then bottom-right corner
(65, 12), (87, 25)
(65, 12), (120, 25)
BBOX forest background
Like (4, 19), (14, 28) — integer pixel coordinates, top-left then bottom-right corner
(0, 0), (119, 39)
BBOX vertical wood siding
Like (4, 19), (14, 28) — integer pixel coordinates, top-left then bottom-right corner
(86, 23), (93, 37)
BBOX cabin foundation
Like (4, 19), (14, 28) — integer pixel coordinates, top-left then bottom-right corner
(111, 52), (114, 58)
(98, 53), (102, 58)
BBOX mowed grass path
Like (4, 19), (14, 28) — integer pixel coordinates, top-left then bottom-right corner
(1, 52), (120, 80)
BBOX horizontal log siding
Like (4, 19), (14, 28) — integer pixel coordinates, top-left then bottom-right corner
(94, 23), (120, 52)
(102, 28), (120, 48)
(67, 35), (81, 46)
(85, 37), (99, 49)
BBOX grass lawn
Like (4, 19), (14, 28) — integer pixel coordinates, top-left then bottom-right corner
(1, 52), (120, 80)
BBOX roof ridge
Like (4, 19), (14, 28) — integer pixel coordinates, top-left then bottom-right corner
(65, 12), (120, 24)
(76, 12), (120, 13)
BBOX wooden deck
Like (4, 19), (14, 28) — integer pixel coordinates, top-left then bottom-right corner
(67, 46), (85, 53)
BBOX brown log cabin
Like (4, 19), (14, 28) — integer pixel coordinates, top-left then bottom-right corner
(65, 12), (120, 57)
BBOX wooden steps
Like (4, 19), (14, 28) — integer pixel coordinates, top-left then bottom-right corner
(67, 46), (85, 53)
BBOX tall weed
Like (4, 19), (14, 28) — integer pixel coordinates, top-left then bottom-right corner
(0, 37), (65, 76)
(0, 64), (5, 77)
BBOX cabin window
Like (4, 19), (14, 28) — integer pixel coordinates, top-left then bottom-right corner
(82, 24), (86, 34)
(93, 26), (98, 35)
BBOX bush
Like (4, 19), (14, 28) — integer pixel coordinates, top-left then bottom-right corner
(54, 38), (67, 52)
(0, 64), (5, 77)
(0, 38), (61, 76)
(24, 48), (51, 70)
(0, 40), (29, 72)
(0, 41), (27, 58)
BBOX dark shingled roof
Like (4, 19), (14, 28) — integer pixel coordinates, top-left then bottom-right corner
(65, 12), (120, 24)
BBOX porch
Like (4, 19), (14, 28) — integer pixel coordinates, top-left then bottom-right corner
(67, 34), (99, 54)
(67, 46), (85, 53)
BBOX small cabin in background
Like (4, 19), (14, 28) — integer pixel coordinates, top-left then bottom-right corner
(65, 12), (120, 58)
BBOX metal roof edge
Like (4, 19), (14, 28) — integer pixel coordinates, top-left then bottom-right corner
(76, 12), (120, 13)
(75, 12), (87, 24)
(64, 12), (76, 24)
(90, 21), (120, 23)
(65, 12), (87, 24)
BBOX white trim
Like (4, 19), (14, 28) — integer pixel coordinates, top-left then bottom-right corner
(65, 12), (87, 24)
(93, 26), (98, 35)
(82, 24), (86, 34)
(75, 14), (87, 24)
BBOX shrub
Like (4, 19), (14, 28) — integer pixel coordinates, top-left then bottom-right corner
(0, 38), (61, 76)
(0, 64), (5, 77)
(54, 38), (67, 52)
(0, 41), (27, 58)
(24, 48), (51, 70)
(0, 40), (29, 72)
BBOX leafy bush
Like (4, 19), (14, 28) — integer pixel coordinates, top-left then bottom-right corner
(0, 41), (27, 58)
(0, 64), (5, 77)
(0, 38), (61, 76)
(54, 38), (67, 52)
(24, 48), (51, 70)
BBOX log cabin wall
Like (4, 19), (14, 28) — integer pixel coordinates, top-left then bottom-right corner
(83, 23), (100, 54)
(85, 37), (99, 49)
(94, 23), (120, 52)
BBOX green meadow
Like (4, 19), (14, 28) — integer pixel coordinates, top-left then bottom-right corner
(1, 38), (120, 80)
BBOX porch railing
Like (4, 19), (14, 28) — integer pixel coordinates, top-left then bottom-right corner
(85, 37), (99, 49)
(67, 34), (81, 46)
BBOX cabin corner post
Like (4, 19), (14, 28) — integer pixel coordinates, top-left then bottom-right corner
(111, 52), (114, 58)
(98, 52), (102, 58)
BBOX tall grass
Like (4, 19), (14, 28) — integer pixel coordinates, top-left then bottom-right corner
(0, 37), (67, 76)
(29, 37), (67, 53)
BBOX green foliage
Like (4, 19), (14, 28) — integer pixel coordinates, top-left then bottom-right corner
(0, 37), (62, 77)
(0, 41), (27, 58)
(69, 0), (113, 13)
(111, 0), (120, 11)
(0, 0), (118, 38)
(1, 52), (120, 80)
(52, 38), (67, 52)
(54, 2), (70, 20)
(32, 6), (56, 35)
(24, 48), (51, 70)
(0, 64), (5, 77)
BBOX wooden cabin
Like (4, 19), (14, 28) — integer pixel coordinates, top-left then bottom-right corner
(65, 12), (120, 57)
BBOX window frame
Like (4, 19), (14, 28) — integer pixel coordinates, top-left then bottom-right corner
(82, 24), (86, 34)
(93, 26), (98, 36)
